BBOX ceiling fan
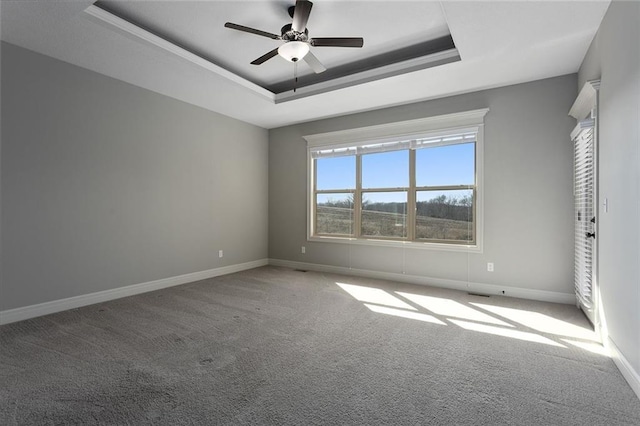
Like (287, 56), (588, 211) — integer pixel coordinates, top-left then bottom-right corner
(224, 0), (364, 75)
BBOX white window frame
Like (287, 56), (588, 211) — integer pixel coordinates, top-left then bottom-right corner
(304, 108), (488, 253)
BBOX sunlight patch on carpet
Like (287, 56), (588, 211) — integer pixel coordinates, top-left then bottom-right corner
(335, 281), (605, 352)
(448, 319), (565, 347)
(562, 339), (608, 356)
(364, 304), (446, 325)
(470, 303), (596, 341)
(396, 292), (512, 327)
(336, 283), (416, 310)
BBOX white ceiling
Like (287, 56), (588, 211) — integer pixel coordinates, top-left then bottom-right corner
(0, 0), (610, 129)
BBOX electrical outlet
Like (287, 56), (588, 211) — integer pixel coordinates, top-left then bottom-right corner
(301, 246), (306, 254)
(219, 250), (223, 258)
(487, 262), (494, 272)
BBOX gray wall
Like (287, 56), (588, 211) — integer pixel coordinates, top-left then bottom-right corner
(579, 0), (640, 376)
(269, 75), (577, 296)
(0, 42), (269, 310)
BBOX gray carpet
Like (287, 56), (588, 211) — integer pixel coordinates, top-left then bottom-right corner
(1, 266), (639, 425)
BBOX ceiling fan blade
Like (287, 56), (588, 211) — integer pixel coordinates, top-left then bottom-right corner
(311, 38), (364, 48)
(251, 48), (280, 65)
(224, 22), (280, 40)
(303, 51), (326, 74)
(292, 0), (313, 32)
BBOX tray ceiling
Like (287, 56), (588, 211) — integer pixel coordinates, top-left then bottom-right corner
(0, 1), (611, 128)
(95, 1), (459, 97)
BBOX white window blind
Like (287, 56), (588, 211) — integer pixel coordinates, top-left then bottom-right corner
(573, 120), (595, 309)
(310, 131), (477, 159)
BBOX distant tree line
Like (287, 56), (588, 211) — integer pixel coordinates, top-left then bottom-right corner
(417, 195), (472, 222)
(319, 194), (473, 222)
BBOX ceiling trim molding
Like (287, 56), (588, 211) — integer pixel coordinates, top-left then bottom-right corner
(275, 48), (460, 104)
(83, 4), (275, 102)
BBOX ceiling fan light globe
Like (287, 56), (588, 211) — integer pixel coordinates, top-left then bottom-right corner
(278, 41), (310, 62)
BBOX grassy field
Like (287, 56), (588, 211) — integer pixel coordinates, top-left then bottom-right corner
(316, 206), (472, 241)
(316, 206), (354, 235)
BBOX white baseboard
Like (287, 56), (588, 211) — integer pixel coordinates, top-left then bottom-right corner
(607, 336), (640, 400)
(0, 259), (269, 325)
(0, 257), (575, 326)
(268, 258), (575, 305)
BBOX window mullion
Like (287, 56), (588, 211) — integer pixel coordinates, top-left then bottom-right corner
(472, 187), (477, 245)
(354, 154), (362, 237)
(313, 158), (318, 237)
(415, 185), (474, 191)
(316, 189), (358, 194)
(408, 149), (416, 241)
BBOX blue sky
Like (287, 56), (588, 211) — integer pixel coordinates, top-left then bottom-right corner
(316, 143), (474, 203)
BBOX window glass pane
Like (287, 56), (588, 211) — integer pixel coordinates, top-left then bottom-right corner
(416, 143), (475, 187)
(361, 192), (407, 238)
(416, 190), (473, 242)
(316, 157), (355, 190)
(362, 150), (409, 189)
(316, 193), (354, 235)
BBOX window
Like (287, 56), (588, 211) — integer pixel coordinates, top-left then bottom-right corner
(315, 156), (355, 236)
(306, 109), (487, 251)
(361, 150), (409, 239)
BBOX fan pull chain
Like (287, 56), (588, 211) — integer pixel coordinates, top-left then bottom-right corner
(293, 61), (298, 93)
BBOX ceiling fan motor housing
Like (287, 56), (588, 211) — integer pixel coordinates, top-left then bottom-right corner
(281, 24), (309, 42)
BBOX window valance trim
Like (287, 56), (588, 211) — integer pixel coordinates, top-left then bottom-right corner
(310, 130), (478, 159)
(303, 108), (490, 149)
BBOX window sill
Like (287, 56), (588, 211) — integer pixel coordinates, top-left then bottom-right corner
(308, 235), (482, 253)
